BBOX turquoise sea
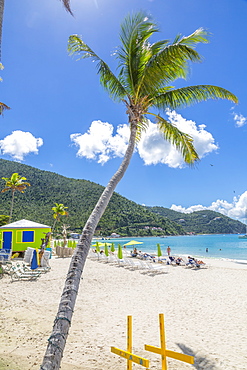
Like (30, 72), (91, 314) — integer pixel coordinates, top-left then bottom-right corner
(102, 234), (247, 261)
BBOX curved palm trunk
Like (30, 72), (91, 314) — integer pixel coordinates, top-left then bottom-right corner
(40, 123), (137, 370)
(52, 219), (57, 231)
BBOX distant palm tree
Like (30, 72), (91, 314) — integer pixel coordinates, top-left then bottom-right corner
(1, 173), (30, 221)
(51, 203), (69, 231)
(41, 11), (238, 369)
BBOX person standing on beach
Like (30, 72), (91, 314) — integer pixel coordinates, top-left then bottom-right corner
(167, 246), (171, 256)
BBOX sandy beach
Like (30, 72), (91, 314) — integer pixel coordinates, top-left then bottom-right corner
(0, 254), (247, 370)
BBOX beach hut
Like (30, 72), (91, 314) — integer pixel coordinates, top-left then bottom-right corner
(0, 219), (51, 258)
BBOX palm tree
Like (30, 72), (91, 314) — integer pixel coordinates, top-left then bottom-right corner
(41, 11), (238, 369)
(1, 172), (30, 222)
(51, 203), (69, 231)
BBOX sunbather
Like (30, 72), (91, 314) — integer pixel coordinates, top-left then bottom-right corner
(175, 257), (184, 265)
(168, 256), (176, 264)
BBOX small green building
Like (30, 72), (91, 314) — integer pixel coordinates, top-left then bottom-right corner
(0, 219), (51, 256)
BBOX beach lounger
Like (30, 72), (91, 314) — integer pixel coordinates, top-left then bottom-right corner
(16, 262), (51, 274)
(1, 261), (13, 274)
(10, 270), (41, 282)
(138, 260), (168, 273)
(9, 266), (41, 282)
(146, 262), (168, 273)
(124, 258), (142, 269)
(186, 258), (207, 269)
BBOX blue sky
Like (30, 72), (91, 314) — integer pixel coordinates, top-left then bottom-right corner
(1, 0), (247, 220)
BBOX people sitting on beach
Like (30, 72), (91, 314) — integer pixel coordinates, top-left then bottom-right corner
(186, 256), (196, 266)
(175, 257), (184, 265)
(131, 248), (138, 257)
(187, 256), (205, 268)
(195, 259), (206, 267)
(168, 256), (176, 264)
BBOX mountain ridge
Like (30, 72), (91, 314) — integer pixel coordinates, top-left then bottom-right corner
(0, 159), (245, 236)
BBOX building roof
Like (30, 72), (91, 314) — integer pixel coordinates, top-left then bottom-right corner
(0, 219), (51, 229)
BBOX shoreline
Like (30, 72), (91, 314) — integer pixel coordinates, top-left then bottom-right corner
(0, 254), (246, 369)
(95, 234), (247, 262)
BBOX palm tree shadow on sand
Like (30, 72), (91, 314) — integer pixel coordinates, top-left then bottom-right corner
(176, 343), (221, 369)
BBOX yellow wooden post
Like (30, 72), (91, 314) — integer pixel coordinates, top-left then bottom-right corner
(127, 315), (132, 370)
(145, 313), (194, 369)
(159, 313), (167, 370)
(111, 315), (150, 369)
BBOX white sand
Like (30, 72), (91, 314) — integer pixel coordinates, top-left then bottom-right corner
(0, 255), (247, 369)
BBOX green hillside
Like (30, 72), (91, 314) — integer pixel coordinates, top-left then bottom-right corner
(147, 206), (246, 234)
(0, 159), (244, 236)
(0, 159), (184, 237)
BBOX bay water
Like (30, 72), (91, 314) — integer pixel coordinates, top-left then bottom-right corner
(102, 234), (247, 261)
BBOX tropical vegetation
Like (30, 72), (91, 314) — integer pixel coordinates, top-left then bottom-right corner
(40, 11), (238, 369)
(147, 206), (245, 235)
(1, 172), (30, 222)
(51, 203), (69, 230)
(1, 159), (245, 234)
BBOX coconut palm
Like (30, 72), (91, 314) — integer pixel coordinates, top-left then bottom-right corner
(1, 172), (30, 222)
(51, 203), (68, 231)
(41, 11), (238, 369)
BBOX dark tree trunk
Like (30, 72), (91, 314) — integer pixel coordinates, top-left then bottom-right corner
(40, 123), (137, 370)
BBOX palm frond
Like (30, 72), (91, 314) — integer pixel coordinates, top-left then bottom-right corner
(60, 0), (73, 16)
(153, 114), (199, 165)
(140, 43), (203, 96)
(153, 85), (238, 110)
(0, 102), (10, 115)
(68, 35), (127, 101)
(139, 28), (209, 96)
(176, 28), (210, 48)
(117, 11), (159, 97)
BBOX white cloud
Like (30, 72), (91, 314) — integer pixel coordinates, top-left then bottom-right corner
(70, 120), (129, 164)
(171, 191), (247, 221)
(0, 130), (43, 161)
(71, 112), (218, 168)
(233, 113), (247, 127)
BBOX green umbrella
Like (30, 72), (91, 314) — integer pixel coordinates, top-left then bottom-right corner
(157, 243), (162, 257)
(95, 241), (100, 253)
(104, 243), (109, 257)
(118, 244), (123, 259)
(111, 243), (115, 253)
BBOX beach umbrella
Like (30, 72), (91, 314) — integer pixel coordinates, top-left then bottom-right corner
(124, 240), (143, 246)
(30, 249), (38, 270)
(117, 244), (123, 259)
(157, 243), (162, 257)
(92, 242), (111, 247)
(111, 243), (115, 253)
(104, 243), (109, 257)
(95, 242), (100, 253)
